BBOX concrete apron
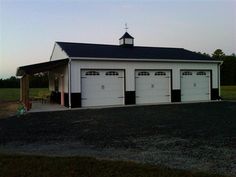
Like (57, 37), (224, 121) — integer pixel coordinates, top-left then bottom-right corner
(29, 101), (68, 113)
(28, 100), (222, 113)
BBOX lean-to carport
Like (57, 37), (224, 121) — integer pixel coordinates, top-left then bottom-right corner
(16, 59), (69, 110)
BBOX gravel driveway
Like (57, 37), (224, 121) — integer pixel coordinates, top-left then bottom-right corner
(0, 101), (235, 176)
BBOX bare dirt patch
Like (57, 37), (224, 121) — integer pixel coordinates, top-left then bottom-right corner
(0, 101), (18, 119)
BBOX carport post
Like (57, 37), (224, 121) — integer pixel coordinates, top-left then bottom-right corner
(20, 74), (30, 110)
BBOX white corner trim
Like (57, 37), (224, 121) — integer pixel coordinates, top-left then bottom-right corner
(68, 59), (72, 109)
(49, 43), (56, 61)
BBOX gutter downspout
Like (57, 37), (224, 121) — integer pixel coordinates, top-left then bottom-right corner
(68, 58), (72, 109)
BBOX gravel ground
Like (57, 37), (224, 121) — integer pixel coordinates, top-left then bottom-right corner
(0, 101), (235, 176)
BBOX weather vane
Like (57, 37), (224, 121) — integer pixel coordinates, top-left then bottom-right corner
(125, 23), (128, 32)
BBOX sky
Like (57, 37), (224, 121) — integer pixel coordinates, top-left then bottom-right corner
(0, 0), (236, 79)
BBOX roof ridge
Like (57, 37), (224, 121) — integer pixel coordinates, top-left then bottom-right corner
(56, 41), (184, 50)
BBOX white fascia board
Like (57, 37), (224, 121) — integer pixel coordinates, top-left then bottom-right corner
(70, 57), (223, 64)
(49, 43), (56, 61)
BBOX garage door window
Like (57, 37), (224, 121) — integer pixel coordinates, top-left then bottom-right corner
(105, 71), (119, 76)
(85, 71), (100, 75)
(196, 71), (206, 75)
(138, 71), (150, 76)
(155, 71), (166, 76)
(182, 71), (192, 75)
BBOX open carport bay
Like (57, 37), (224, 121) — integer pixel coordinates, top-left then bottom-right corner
(0, 101), (235, 176)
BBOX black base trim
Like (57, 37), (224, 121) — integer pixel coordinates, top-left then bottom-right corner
(64, 93), (69, 107)
(50, 91), (61, 104)
(171, 89), (181, 102)
(71, 93), (81, 108)
(50, 92), (81, 108)
(211, 88), (220, 100)
(125, 91), (136, 105)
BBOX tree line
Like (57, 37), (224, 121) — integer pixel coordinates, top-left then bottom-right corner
(0, 49), (235, 88)
(0, 73), (49, 88)
(209, 49), (236, 85)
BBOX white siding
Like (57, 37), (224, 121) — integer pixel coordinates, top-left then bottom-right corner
(71, 60), (80, 93)
(50, 43), (68, 61)
(48, 65), (69, 92)
(70, 60), (219, 93)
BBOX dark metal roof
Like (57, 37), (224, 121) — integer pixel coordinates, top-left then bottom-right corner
(57, 42), (214, 61)
(16, 59), (68, 76)
(119, 32), (134, 39)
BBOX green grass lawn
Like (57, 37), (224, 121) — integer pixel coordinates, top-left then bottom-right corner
(0, 88), (50, 101)
(221, 85), (236, 100)
(0, 154), (225, 177)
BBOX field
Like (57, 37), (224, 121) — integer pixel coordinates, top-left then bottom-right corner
(0, 88), (49, 101)
(221, 86), (236, 100)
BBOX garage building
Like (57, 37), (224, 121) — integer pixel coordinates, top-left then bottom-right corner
(17, 32), (222, 108)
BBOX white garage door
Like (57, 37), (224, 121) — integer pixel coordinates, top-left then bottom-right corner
(135, 70), (171, 104)
(180, 70), (210, 101)
(81, 70), (124, 107)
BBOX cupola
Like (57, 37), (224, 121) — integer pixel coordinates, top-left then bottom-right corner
(119, 32), (134, 47)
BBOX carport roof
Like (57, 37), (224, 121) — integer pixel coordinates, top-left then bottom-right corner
(16, 58), (68, 76)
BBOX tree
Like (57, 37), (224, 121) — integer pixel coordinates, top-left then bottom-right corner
(212, 49), (225, 60)
(29, 72), (48, 88)
(221, 55), (236, 85)
(0, 73), (48, 88)
(0, 76), (20, 88)
(197, 51), (210, 57)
